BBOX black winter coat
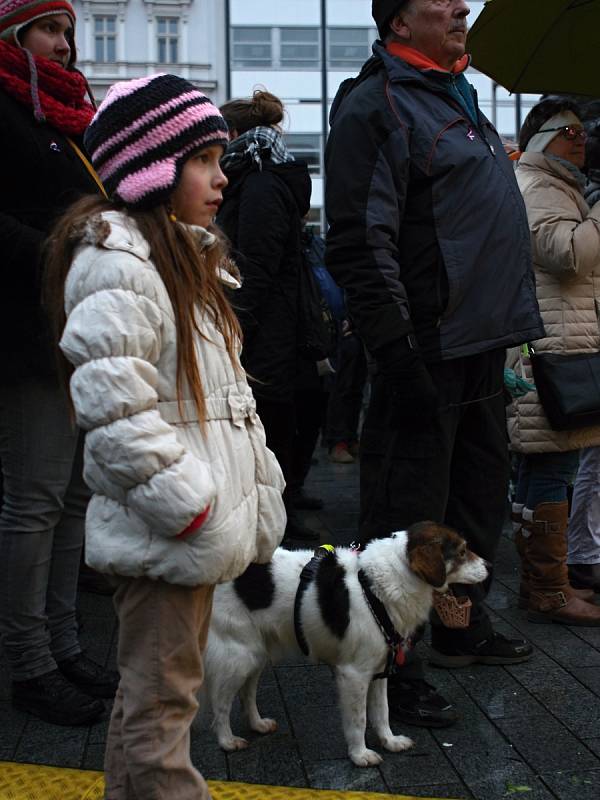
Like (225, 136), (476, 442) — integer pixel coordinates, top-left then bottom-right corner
(0, 89), (99, 383)
(325, 43), (544, 365)
(217, 157), (311, 402)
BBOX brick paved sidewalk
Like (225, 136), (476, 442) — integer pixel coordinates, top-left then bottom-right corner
(2, 451), (600, 799)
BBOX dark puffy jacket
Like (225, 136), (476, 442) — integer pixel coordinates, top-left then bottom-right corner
(217, 156), (311, 402)
(325, 43), (544, 364)
(0, 89), (99, 383)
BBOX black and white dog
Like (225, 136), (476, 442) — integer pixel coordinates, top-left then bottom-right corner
(202, 522), (488, 767)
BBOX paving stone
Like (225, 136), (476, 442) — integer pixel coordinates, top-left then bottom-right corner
(81, 742), (106, 771)
(466, 762), (556, 800)
(226, 733), (306, 787)
(571, 666), (600, 697)
(509, 667), (600, 738)
(451, 664), (546, 720)
(494, 712), (600, 774)
(0, 702), (28, 751)
(378, 731), (460, 791)
(583, 738), (600, 759)
(15, 726), (88, 767)
(276, 664), (337, 710)
(288, 703), (348, 761)
(540, 769), (600, 800)
(395, 784), (473, 799)
(305, 759), (387, 793)
(190, 735), (229, 782)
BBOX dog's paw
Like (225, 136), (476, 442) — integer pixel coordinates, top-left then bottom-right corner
(382, 734), (414, 752)
(252, 717), (278, 735)
(218, 736), (249, 752)
(349, 748), (383, 767)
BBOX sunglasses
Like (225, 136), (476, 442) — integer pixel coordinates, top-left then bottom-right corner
(539, 125), (587, 142)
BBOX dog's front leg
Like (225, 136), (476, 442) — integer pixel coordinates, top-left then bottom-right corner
(368, 678), (414, 753)
(335, 665), (382, 767)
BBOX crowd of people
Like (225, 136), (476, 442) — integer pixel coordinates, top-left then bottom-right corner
(2, 0), (600, 797)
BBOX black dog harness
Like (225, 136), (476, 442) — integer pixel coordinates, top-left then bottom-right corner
(357, 570), (413, 680)
(293, 545), (335, 656)
(293, 545), (412, 679)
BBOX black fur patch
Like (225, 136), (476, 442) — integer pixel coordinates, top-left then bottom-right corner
(233, 562), (275, 610)
(315, 555), (350, 640)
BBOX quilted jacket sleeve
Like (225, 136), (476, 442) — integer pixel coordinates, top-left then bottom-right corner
(526, 182), (600, 279)
(60, 246), (216, 539)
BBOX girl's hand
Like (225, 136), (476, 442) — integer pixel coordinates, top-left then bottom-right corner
(176, 505), (211, 539)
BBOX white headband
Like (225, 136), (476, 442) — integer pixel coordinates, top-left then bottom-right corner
(525, 110), (582, 153)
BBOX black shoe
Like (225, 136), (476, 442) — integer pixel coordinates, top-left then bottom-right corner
(57, 653), (120, 699)
(388, 678), (458, 728)
(12, 669), (105, 726)
(284, 516), (320, 542)
(428, 631), (533, 668)
(290, 489), (324, 511)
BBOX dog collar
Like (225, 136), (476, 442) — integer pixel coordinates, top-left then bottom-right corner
(357, 569), (413, 680)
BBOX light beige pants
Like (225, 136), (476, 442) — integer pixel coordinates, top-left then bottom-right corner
(104, 576), (214, 800)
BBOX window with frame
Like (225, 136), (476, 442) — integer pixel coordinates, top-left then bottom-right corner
(157, 17), (178, 64)
(280, 28), (319, 68)
(231, 27), (272, 68)
(285, 133), (321, 175)
(94, 15), (116, 63)
(328, 27), (374, 69)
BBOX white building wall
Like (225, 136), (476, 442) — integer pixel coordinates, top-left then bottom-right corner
(73, 0), (226, 102)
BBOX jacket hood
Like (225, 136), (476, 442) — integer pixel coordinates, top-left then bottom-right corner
(223, 157), (311, 217)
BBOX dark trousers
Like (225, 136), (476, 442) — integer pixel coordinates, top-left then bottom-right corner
(255, 396), (296, 510)
(326, 331), (367, 447)
(289, 388), (328, 493)
(359, 348), (509, 679)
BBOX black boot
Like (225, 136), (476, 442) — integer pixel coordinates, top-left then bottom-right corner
(568, 563), (600, 593)
(57, 653), (120, 698)
(12, 669), (105, 726)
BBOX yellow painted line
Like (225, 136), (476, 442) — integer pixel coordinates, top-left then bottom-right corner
(0, 761), (459, 800)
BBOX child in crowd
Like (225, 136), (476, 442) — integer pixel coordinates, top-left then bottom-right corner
(45, 73), (286, 800)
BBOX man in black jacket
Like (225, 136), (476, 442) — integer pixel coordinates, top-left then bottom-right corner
(325, 0), (545, 728)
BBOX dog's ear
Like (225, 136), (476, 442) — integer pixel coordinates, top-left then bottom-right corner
(408, 542), (447, 589)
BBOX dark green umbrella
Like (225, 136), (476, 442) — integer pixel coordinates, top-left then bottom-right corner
(468, 0), (600, 96)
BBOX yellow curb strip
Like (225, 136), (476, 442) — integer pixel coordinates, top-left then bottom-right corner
(0, 762), (457, 800)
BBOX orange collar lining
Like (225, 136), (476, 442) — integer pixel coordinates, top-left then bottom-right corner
(386, 42), (469, 75)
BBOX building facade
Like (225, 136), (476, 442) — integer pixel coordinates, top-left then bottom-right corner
(72, 0), (227, 102)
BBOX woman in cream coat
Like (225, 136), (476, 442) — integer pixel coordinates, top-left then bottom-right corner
(508, 98), (600, 626)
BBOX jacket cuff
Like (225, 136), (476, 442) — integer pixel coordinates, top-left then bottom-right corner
(176, 505), (211, 540)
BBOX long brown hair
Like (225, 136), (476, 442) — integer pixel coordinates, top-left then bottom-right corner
(44, 194), (242, 424)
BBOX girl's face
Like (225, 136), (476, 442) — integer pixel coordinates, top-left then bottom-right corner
(21, 13), (73, 67)
(171, 145), (228, 228)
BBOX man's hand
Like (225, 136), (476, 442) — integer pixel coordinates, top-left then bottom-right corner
(375, 340), (438, 426)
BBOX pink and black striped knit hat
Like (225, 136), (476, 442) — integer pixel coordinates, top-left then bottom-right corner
(84, 74), (229, 210)
(0, 0), (75, 48)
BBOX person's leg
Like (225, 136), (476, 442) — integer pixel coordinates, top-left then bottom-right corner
(359, 367), (460, 725)
(427, 349), (532, 665)
(326, 332), (367, 461)
(105, 577), (214, 800)
(289, 387), (326, 501)
(0, 378), (80, 680)
(568, 448), (600, 590)
(523, 451), (600, 624)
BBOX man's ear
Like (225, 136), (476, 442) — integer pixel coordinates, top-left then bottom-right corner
(409, 543), (447, 589)
(388, 12), (412, 42)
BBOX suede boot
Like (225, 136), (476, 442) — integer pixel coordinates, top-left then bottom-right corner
(527, 501), (600, 625)
(516, 513), (594, 609)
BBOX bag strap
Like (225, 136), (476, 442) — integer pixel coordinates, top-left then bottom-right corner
(66, 137), (108, 198)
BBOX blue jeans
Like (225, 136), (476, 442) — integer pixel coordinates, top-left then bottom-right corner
(568, 447), (600, 565)
(515, 451), (579, 509)
(0, 377), (89, 680)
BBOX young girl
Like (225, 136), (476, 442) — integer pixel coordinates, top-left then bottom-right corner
(45, 73), (286, 800)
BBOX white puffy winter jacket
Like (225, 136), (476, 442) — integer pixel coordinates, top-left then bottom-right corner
(60, 211), (286, 586)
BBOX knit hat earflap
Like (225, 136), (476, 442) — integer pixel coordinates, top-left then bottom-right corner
(84, 74), (230, 210)
(372, 0), (408, 38)
(0, 0), (75, 56)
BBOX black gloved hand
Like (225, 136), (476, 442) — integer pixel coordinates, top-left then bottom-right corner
(375, 339), (438, 425)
